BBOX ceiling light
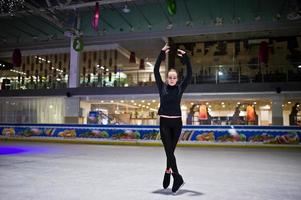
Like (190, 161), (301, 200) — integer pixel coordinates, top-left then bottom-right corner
(254, 15), (261, 21)
(215, 17), (224, 25)
(122, 4), (130, 13)
(166, 24), (173, 30)
(186, 21), (192, 26)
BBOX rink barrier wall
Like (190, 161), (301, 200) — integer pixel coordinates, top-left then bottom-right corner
(0, 124), (301, 147)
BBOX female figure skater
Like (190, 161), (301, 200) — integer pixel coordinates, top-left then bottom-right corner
(154, 44), (192, 194)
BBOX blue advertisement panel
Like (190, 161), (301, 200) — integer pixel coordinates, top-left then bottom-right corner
(0, 124), (300, 145)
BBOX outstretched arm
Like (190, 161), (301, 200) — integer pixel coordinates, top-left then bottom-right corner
(177, 49), (192, 91)
(154, 44), (170, 92)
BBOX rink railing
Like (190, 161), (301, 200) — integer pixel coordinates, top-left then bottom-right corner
(0, 124), (301, 145)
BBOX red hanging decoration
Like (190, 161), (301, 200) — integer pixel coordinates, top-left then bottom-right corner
(12, 48), (22, 67)
(114, 65), (117, 74)
(87, 74), (91, 83)
(91, 2), (100, 31)
(35, 56), (39, 64)
(114, 50), (118, 74)
(40, 63), (43, 72)
(129, 51), (136, 63)
(83, 52), (87, 62)
(109, 57), (112, 67)
(114, 50), (118, 60)
(258, 41), (268, 64)
(104, 50), (107, 60)
(88, 60), (91, 69)
(139, 59), (145, 70)
(109, 50), (112, 67)
(109, 72), (112, 81)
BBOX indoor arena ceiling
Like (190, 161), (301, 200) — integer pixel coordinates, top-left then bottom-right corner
(0, 0), (301, 54)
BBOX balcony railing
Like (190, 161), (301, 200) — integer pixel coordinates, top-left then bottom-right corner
(1, 64), (301, 90)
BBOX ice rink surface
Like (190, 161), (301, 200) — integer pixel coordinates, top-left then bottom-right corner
(1, 141), (301, 200)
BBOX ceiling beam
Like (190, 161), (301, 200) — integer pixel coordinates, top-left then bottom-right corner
(1, 20), (301, 52)
(17, 16), (51, 36)
(24, 2), (64, 30)
(109, 4), (133, 29)
(52, 0), (136, 10)
(1, 21), (35, 37)
(182, 0), (193, 23)
(132, 1), (152, 28)
(117, 45), (140, 64)
(0, 43), (120, 57)
(0, 29), (19, 38)
(45, 0), (52, 7)
(25, 10), (64, 34)
(102, 16), (116, 30)
(158, 0), (172, 25)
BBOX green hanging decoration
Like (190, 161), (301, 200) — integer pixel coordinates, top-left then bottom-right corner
(73, 37), (84, 52)
(167, 0), (176, 16)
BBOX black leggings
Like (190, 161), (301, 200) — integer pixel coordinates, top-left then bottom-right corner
(160, 117), (182, 174)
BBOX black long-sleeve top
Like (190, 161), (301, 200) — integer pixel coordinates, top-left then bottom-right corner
(154, 50), (192, 116)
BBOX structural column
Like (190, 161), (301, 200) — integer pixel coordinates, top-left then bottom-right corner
(68, 37), (81, 88)
(167, 38), (175, 70)
(65, 97), (82, 124)
(271, 95), (284, 125)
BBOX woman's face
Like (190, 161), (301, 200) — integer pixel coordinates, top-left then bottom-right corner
(167, 71), (178, 86)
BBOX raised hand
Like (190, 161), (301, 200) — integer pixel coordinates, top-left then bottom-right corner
(162, 44), (170, 54)
(177, 49), (186, 57)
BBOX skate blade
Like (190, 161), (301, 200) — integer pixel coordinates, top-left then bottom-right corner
(172, 182), (185, 195)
